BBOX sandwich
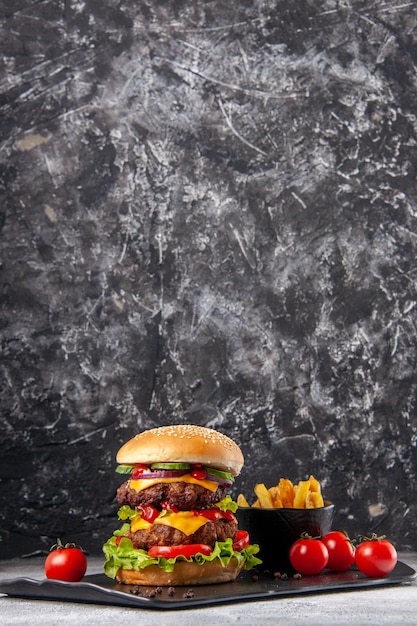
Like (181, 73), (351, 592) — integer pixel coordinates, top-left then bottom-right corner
(103, 424), (261, 585)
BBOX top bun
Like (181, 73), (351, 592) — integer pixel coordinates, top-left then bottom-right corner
(116, 424), (244, 476)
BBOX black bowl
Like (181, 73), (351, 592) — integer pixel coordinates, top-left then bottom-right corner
(237, 502), (335, 573)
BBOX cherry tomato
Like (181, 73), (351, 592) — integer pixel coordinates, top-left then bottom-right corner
(321, 531), (355, 572)
(233, 530), (250, 552)
(44, 540), (87, 582)
(289, 535), (329, 575)
(148, 544), (213, 559)
(355, 535), (397, 577)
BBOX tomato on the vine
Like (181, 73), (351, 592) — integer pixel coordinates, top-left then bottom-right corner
(355, 534), (397, 577)
(44, 539), (87, 582)
(321, 531), (355, 572)
(289, 534), (329, 575)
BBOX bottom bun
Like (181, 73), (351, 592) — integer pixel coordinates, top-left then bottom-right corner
(116, 558), (244, 586)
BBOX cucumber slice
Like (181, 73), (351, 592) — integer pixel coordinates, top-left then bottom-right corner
(116, 464), (135, 474)
(205, 467), (234, 482)
(151, 462), (191, 470)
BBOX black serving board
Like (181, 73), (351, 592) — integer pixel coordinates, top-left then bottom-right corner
(0, 562), (415, 610)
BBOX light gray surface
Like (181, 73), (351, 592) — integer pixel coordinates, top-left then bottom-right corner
(0, 553), (416, 625)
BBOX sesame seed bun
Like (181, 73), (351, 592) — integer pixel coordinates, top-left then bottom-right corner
(116, 424), (244, 476)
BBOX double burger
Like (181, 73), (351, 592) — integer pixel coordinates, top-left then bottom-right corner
(103, 424), (261, 586)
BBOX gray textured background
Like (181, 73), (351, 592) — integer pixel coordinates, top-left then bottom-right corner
(1, 0), (417, 558)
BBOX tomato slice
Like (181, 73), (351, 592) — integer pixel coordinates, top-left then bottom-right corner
(196, 508), (236, 522)
(221, 510), (236, 523)
(190, 464), (208, 481)
(131, 464), (150, 479)
(115, 535), (129, 546)
(148, 544), (213, 559)
(198, 508), (222, 521)
(139, 504), (159, 523)
(232, 530), (250, 551)
(161, 501), (179, 513)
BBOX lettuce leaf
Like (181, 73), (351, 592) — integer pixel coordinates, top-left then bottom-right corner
(117, 505), (137, 521)
(103, 533), (261, 579)
(214, 495), (238, 513)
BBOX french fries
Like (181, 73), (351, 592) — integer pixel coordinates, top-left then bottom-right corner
(293, 479), (311, 508)
(237, 493), (251, 507)
(254, 483), (274, 508)
(278, 478), (295, 508)
(238, 475), (325, 509)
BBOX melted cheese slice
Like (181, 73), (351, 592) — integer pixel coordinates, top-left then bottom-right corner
(130, 511), (209, 536)
(129, 473), (219, 493)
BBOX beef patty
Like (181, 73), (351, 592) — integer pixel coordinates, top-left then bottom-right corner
(127, 517), (238, 550)
(117, 480), (228, 510)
